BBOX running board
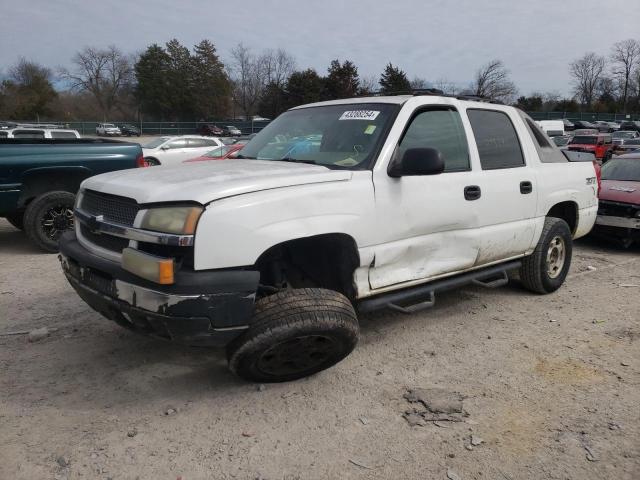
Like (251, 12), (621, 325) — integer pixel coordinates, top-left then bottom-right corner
(358, 260), (521, 314)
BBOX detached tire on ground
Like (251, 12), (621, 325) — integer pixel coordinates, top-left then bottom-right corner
(227, 288), (359, 383)
(520, 217), (573, 294)
(5, 211), (24, 230)
(24, 191), (76, 253)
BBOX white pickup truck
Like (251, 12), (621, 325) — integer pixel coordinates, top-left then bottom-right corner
(59, 94), (599, 382)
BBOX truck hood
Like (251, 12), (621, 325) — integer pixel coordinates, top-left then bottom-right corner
(81, 159), (352, 205)
(599, 179), (640, 205)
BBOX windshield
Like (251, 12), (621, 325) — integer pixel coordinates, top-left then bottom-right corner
(238, 103), (399, 169)
(553, 136), (570, 146)
(570, 136), (597, 145)
(613, 131), (636, 139)
(143, 137), (170, 149)
(104, 124), (116, 128)
(601, 159), (640, 182)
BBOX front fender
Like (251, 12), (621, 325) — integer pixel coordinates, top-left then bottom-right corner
(193, 173), (374, 270)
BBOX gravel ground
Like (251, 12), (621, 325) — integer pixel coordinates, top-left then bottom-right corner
(0, 218), (638, 480)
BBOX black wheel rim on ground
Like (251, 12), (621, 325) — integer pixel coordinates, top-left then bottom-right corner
(41, 204), (74, 240)
(256, 335), (338, 377)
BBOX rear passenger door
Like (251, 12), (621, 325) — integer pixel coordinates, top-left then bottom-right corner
(465, 108), (538, 265)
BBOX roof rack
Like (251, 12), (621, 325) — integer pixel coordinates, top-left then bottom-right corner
(367, 89), (504, 105)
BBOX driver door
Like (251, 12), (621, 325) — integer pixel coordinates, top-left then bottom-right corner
(369, 106), (481, 290)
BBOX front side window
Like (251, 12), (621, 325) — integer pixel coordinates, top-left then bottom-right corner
(467, 109), (525, 169)
(397, 108), (470, 172)
(238, 103), (399, 169)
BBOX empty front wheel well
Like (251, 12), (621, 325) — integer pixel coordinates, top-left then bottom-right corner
(546, 201), (578, 234)
(254, 234), (360, 301)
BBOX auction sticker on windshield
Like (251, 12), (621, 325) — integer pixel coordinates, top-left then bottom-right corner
(339, 110), (380, 121)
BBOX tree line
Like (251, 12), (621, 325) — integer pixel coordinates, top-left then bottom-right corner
(1, 38), (639, 122)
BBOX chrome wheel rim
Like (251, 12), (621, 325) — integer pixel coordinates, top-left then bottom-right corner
(546, 235), (566, 279)
(41, 204), (74, 240)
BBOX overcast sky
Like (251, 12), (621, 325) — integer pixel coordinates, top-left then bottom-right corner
(1, 0), (639, 96)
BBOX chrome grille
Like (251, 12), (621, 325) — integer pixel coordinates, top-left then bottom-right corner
(80, 190), (139, 226)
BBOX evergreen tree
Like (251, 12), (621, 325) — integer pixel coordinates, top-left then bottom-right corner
(379, 63), (411, 94)
(134, 44), (171, 119)
(192, 39), (231, 119)
(285, 69), (324, 108)
(324, 59), (360, 99)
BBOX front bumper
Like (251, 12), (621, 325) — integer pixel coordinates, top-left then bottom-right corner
(59, 232), (260, 347)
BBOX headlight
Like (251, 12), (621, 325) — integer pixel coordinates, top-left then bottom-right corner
(140, 206), (203, 234)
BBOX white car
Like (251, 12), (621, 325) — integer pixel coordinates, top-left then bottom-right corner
(96, 123), (121, 136)
(3, 128), (81, 139)
(61, 95), (599, 383)
(141, 135), (224, 166)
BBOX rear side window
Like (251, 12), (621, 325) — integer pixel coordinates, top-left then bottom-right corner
(11, 129), (45, 139)
(51, 131), (78, 139)
(525, 119), (552, 148)
(398, 107), (470, 172)
(468, 110), (525, 169)
(167, 139), (187, 149)
(187, 138), (209, 148)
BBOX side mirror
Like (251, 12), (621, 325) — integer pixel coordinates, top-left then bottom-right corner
(388, 147), (445, 177)
(160, 145), (170, 150)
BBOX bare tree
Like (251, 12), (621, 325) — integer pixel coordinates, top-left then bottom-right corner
(611, 39), (640, 112)
(410, 76), (427, 90)
(60, 45), (133, 119)
(230, 43), (267, 119)
(569, 52), (606, 108)
(433, 78), (460, 95)
(260, 48), (296, 88)
(358, 75), (377, 95)
(471, 59), (517, 103)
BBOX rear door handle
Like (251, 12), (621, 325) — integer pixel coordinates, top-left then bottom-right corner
(464, 185), (481, 201)
(520, 181), (533, 194)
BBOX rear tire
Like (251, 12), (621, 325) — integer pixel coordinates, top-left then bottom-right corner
(5, 211), (24, 230)
(24, 191), (76, 253)
(520, 217), (572, 294)
(227, 288), (359, 383)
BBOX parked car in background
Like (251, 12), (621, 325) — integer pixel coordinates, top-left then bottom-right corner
(142, 135), (224, 166)
(536, 120), (564, 137)
(96, 123), (121, 136)
(4, 128), (81, 139)
(593, 154), (640, 247)
(0, 138), (145, 251)
(562, 119), (575, 131)
(568, 133), (614, 161)
(551, 135), (572, 148)
(612, 130), (639, 144)
(593, 121), (617, 133)
(59, 95), (598, 382)
(613, 138), (640, 155)
(573, 120), (598, 130)
(197, 124), (224, 136)
(619, 121), (640, 133)
(119, 124), (141, 137)
(183, 143), (245, 163)
(222, 125), (242, 137)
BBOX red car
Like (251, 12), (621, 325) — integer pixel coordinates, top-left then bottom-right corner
(197, 124), (224, 136)
(593, 154), (640, 247)
(183, 143), (244, 163)
(568, 133), (614, 161)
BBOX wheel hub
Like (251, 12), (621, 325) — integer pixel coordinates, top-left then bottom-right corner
(257, 335), (336, 376)
(42, 205), (74, 239)
(546, 235), (566, 279)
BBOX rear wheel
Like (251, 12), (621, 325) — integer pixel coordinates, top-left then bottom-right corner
(520, 217), (572, 294)
(227, 288), (359, 383)
(24, 191), (76, 252)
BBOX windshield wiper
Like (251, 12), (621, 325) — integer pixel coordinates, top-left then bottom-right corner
(277, 157), (317, 165)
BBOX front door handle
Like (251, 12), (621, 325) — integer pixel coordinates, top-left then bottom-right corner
(520, 181), (533, 194)
(464, 185), (481, 201)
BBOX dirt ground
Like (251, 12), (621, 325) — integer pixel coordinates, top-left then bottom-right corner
(0, 219), (638, 480)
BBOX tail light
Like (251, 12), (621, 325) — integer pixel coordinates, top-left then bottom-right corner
(593, 160), (602, 197)
(136, 152), (151, 168)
